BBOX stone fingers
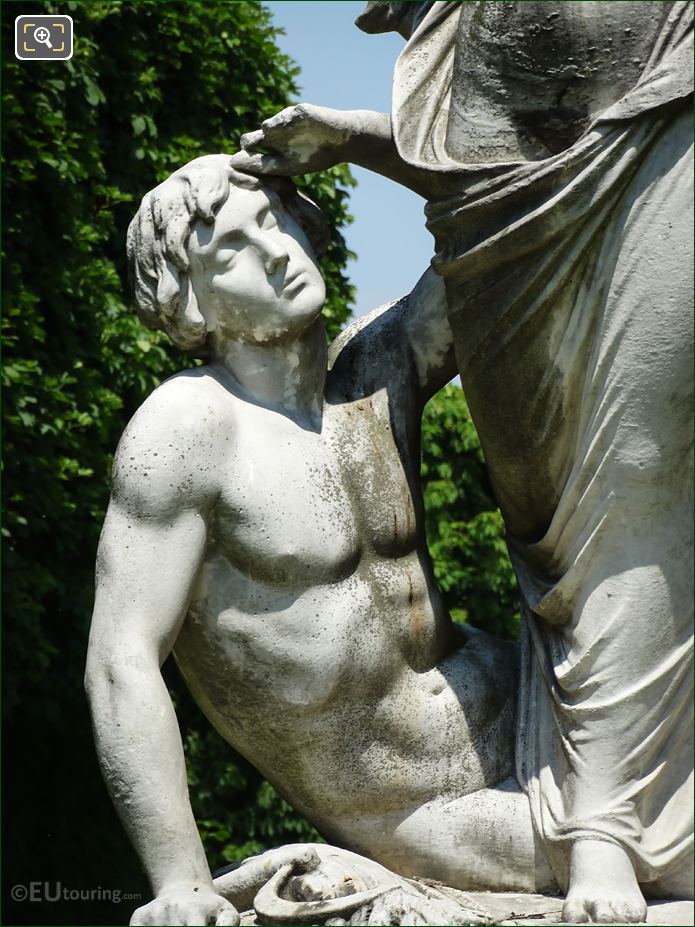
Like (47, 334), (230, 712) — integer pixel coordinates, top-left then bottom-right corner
(129, 895), (240, 926)
(239, 129), (265, 149)
(214, 900), (241, 926)
(129, 904), (151, 926)
(229, 150), (294, 175)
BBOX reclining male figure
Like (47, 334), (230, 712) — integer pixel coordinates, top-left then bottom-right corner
(85, 155), (553, 927)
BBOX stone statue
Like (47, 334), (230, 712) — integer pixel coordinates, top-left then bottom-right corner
(229, 2), (694, 924)
(86, 155), (557, 927)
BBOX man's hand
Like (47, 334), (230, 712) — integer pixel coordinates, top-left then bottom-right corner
(130, 884), (240, 926)
(230, 104), (375, 175)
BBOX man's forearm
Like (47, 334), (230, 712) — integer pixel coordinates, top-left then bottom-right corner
(86, 659), (212, 895)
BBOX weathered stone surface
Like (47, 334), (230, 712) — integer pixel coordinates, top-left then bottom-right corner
(88, 3), (693, 925)
(237, 892), (694, 927)
(497, 894), (695, 926)
(231, 2), (694, 923)
(87, 157), (544, 926)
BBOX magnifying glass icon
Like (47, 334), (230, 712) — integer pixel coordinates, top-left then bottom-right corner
(34, 26), (53, 49)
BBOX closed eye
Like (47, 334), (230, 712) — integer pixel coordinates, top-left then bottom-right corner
(258, 207), (278, 231)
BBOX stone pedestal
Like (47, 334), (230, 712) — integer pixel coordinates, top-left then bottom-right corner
(239, 892), (694, 926)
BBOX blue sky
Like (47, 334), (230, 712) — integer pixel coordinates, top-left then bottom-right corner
(263, 1), (434, 319)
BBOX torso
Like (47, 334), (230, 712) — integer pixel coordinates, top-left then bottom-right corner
(447, 1), (670, 162)
(170, 312), (517, 844)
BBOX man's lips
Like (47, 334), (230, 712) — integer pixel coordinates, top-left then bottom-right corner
(283, 271), (306, 294)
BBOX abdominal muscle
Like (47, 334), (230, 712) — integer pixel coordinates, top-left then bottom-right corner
(173, 547), (517, 827)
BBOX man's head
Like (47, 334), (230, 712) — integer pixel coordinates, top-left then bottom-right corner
(127, 155), (329, 353)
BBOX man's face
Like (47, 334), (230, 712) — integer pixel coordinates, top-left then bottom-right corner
(187, 186), (326, 344)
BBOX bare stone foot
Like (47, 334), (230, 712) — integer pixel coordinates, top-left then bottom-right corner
(563, 840), (648, 924)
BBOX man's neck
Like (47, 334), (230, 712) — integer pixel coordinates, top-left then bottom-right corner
(210, 318), (328, 430)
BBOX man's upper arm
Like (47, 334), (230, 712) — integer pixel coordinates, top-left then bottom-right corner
(328, 267), (455, 406)
(89, 385), (217, 669)
(403, 267), (457, 402)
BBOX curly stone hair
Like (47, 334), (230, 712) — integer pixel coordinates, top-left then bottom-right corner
(126, 154), (330, 353)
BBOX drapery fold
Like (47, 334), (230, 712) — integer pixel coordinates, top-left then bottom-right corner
(393, 2), (694, 888)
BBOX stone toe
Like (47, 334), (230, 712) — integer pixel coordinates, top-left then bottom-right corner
(562, 897), (591, 923)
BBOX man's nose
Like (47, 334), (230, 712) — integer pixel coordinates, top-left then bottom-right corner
(262, 240), (289, 277)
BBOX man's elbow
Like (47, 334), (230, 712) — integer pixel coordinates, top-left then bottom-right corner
(84, 647), (156, 710)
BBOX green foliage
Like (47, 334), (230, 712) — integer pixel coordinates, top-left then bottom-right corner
(186, 743), (323, 866)
(3, 3), (348, 923)
(421, 385), (520, 641)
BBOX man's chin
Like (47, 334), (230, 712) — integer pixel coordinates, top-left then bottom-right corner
(289, 284), (325, 324)
(267, 300), (324, 342)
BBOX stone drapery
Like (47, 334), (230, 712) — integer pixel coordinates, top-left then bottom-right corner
(393, 1), (694, 890)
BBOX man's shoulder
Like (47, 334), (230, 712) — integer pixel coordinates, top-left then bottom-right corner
(139, 366), (232, 422)
(111, 367), (233, 513)
(327, 297), (412, 391)
(127, 366), (237, 444)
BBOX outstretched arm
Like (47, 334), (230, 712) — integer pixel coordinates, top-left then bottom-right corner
(85, 390), (238, 927)
(230, 105), (451, 199)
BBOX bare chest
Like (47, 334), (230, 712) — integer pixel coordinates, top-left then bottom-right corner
(211, 390), (419, 587)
